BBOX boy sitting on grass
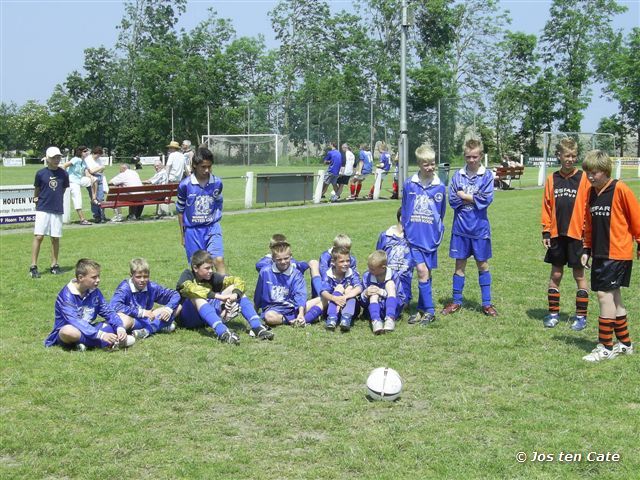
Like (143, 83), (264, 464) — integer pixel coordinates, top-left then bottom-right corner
(580, 150), (640, 362)
(360, 250), (399, 335)
(44, 258), (134, 351)
(175, 250), (274, 345)
(110, 258), (181, 340)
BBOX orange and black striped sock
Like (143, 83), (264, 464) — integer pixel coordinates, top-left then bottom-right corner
(613, 315), (632, 347)
(576, 289), (589, 317)
(598, 317), (615, 350)
(548, 288), (560, 314)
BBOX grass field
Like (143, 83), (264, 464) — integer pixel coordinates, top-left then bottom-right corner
(1, 172), (639, 479)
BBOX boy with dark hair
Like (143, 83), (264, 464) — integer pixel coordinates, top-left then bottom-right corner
(580, 150), (640, 362)
(541, 138), (591, 330)
(361, 250), (399, 334)
(441, 138), (498, 317)
(321, 142), (342, 202)
(30, 147), (70, 278)
(44, 259), (134, 351)
(110, 258), (181, 339)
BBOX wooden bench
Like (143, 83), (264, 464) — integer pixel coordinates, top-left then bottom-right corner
(494, 165), (525, 189)
(100, 183), (179, 211)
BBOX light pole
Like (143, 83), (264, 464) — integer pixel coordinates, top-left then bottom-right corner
(399, 0), (409, 194)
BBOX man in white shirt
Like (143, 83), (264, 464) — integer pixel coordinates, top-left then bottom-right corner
(143, 159), (170, 218)
(166, 140), (185, 182)
(182, 140), (194, 178)
(109, 164), (143, 222)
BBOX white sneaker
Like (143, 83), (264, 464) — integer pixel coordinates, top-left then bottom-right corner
(75, 343), (87, 352)
(132, 328), (150, 339)
(371, 320), (384, 335)
(612, 343), (634, 356)
(583, 344), (617, 362)
(159, 322), (176, 333)
(383, 317), (396, 332)
(110, 214), (123, 223)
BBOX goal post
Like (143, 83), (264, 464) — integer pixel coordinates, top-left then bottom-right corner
(200, 134), (289, 166)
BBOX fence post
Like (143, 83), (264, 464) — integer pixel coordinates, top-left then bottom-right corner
(614, 159), (622, 179)
(313, 170), (325, 204)
(63, 188), (71, 224)
(245, 172), (254, 209)
(372, 171), (382, 200)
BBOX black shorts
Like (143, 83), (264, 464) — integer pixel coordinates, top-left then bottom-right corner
(591, 258), (633, 291)
(337, 175), (351, 185)
(544, 236), (583, 268)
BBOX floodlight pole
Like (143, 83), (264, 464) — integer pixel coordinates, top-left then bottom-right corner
(398, 0), (409, 194)
(171, 108), (175, 141)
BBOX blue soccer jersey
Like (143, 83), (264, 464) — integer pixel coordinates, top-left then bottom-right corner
(376, 226), (414, 304)
(176, 174), (223, 228)
(359, 149), (373, 175)
(34, 167), (69, 214)
(320, 266), (363, 293)
(45, 281), (123, 347)
(110, 279), (181, 318)
(448, 166), (494, 239)
(378, 152), (391, 172)
(254, 264), (307, 312)
(324, 149), (342, 175)
(401, 174), (447, 252)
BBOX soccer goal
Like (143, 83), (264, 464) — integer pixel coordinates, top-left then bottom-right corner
(201, 134), (289, 166)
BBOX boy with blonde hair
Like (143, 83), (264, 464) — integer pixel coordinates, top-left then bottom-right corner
(255, 233), (309, 274)
(361, 250), (399, 334)
(580, 150), (640, 362)
(110, 258), (181, 339)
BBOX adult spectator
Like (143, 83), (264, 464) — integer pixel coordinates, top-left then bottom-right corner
(63, 146), (93, 225)
(166, 140), (185, 182)
(109, 164), (143, 222)
(143, 159), (170, 218)
(85, 146), (108, 223)
(182, 140), (194, 178)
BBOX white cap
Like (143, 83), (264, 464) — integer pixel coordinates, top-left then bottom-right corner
(46, 146), (62, 158)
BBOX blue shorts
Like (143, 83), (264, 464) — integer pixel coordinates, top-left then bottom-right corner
(449, 234), (492, 261)
(410, 247), (438, 270)
(397, 271), (413, 304)
(261, 305), (297, 324)
(179, 298), (223, 328)
(184, 223), (224, 263)
(46, 322), (114, 349)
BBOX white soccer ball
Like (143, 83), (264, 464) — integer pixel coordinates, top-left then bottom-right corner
(366, 367), (403, 401)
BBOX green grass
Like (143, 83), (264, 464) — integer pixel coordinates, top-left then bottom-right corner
(1, 178), (639, 479)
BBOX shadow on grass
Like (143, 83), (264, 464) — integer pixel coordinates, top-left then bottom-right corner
(553, 333), (595, 353)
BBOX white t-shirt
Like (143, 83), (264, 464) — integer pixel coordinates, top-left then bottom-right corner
(110, 169), (142, 187)
(342, 150), (355, 176)
(166, 151), (185, 182)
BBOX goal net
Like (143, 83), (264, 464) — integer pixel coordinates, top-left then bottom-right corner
(201, 134), (289, 166)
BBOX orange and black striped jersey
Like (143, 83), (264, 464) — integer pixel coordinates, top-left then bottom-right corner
(584, 179), (640, 260)
(541, 169), (590, 240)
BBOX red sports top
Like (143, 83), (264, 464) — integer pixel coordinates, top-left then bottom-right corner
(541, 169), (590, 240)
(584, 179), (640, 260)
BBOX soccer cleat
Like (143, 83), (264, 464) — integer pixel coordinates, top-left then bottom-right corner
(407, 311), (423, 325)
(159, 322), (176, 333)
(441, 302), (462, 316)
(583, 344), (617, 362)
(569, 315), (587, 331)
(419, 312), (436, 326)
(383, 317), (396, 332)
(325, 318), (337, 331)
(482, 305), (499, 317)
(111, 335), (136, 350)
(371, 320), (384, 335)
(132, 328), (150, 340)
(252, 325), (274, 341)
(612, 343), (634, 356)
(29, 266), (41, 278)
(49, 264), (62, 275)
(543, 313), (559, 328)
(218, 330), (240, 345)
(339, 317), (351, 332)
(346, 195), (356, 201)
(75, 343), (87, 352)
(330, 195), (339, 203)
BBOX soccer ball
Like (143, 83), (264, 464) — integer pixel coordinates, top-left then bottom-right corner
(366, 367), (403, 401)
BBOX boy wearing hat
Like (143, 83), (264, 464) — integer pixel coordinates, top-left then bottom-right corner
(166, 140), (185, 182)
(30, 147), (70, 278)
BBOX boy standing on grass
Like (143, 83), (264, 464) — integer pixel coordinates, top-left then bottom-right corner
(441, 139), (498, 318)
(580, 150), (640, 362)
(175, 250), (274, 345)
(348, 144), (373, 200)
(44, 259), (135, 351)
(30, 146), (69, 278)
(176, 146), (226, 273)
(321, 142), (342, 202)
(255, 242), (323, 328)
(541, 138), (591, 330)
(361, 250), (399, 335)
(401, 144), (446, 326)
(110, 258), (181, 340)
(366, 142), (391, 199)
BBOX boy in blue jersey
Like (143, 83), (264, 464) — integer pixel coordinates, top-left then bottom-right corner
(376, 208), (414, 317)
(30, 147), (70, 278)
(44, 258), (135, 351)
(255, 242), (323, 327)
(176, 145), (226, 273)
(110, 258), (181, 339)
(367, 142), (391, 199)
(310, 247), (363, 332)
(318, 234), (358, 280)
(321, 142), (343, 202)
(441, 139), (498, 317)
(175, 250), (274, 345)
(401, 144), (447, 326)
(255, 233), (309, 274)
(361, 250), (399, 335)
(349, 144), (373, 200)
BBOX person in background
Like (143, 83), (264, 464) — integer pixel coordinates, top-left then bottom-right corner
(109, 163), (143, 221)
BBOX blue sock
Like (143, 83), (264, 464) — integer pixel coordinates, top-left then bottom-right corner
(386, 297), (398, 319)
(342, 298), (356, 318)
(198, 301), (227, 336)
(327, 291), (342, 321)
(452, 274), (465, 305)
(304, 305), (322, 324)
(418, 279), (435, 314)
(479, 270), (492, 306)
(369, 302), (381, 321)
(239, 297), (262, 329)
(311, 276), (324, 297)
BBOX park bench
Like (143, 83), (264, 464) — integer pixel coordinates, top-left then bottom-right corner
(494, 165), (525, 190)
(100, 183), (179, 211)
